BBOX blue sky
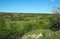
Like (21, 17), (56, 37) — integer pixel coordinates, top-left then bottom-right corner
(0, 0), (60, 13)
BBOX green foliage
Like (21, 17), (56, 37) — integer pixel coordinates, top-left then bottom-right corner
(0, 13), (60, 39)
(50, 14), (60, 31)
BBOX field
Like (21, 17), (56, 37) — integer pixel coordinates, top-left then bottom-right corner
(0, 12), (60, 39)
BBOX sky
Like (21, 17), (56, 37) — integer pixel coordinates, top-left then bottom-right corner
(0, 0), (60, 13)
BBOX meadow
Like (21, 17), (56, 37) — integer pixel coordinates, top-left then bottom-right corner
(0, 12), (60, 39)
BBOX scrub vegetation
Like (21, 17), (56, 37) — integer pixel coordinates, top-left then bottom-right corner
(0, 12), (60, 39)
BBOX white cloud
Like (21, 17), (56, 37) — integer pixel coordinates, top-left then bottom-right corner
(49, 0), (55, 1)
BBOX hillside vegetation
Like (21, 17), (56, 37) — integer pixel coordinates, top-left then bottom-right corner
(0, 13), (60, 39)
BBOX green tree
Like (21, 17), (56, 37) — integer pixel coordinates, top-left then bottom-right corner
(50, 7), (60, 31)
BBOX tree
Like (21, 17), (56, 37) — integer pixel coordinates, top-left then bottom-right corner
(52, 6), (60, 14)
(50, 7), (60, 31)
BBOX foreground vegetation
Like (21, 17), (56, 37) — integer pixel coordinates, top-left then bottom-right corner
(0, 12), (60, 39)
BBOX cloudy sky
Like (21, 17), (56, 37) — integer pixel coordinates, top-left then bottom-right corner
(0, 0), (60, 13)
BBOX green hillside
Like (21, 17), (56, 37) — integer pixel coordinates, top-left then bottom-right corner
(0, 13), (60, 39)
